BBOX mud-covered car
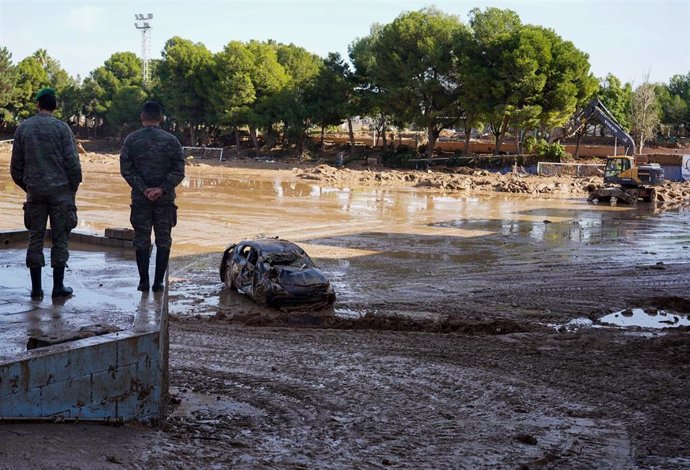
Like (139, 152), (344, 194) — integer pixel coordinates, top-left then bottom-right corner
(220, 238), (336, 308)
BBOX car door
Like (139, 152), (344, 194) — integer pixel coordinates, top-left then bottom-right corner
(237, 245), (258, 295)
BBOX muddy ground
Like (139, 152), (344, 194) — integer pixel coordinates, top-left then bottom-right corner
(1, 147), (690, 469)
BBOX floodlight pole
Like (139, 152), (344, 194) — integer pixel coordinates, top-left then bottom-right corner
(134, 13), (154, 84)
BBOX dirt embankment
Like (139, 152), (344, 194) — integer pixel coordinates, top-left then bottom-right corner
(295, 164), (690, 205)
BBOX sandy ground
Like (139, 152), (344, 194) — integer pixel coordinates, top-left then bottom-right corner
(1, 147), (690, 469)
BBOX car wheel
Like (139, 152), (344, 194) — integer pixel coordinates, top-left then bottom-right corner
(219, 250), (230, 283)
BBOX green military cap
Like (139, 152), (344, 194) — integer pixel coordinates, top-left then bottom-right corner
(35, 87), (56, 101)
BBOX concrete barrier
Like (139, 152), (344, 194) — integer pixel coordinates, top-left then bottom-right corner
(0, 229), (166, 422)
(0, 330), (161, 421)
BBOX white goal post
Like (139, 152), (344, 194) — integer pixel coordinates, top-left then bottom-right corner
(537, 162), (605, 177)
(182, 146), (224, 162)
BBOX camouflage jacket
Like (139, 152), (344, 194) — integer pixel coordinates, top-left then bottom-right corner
(119, 126), (185, 202)
(11, 113), (82, 194)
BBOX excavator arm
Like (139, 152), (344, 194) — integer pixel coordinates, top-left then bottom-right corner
(548, 99), (636, 155)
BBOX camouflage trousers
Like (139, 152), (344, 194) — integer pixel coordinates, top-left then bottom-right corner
(23, 191), (78, 268)
(130, 199), (177, 250)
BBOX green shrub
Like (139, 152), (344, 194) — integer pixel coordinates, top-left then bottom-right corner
(523, 137), (567, 161)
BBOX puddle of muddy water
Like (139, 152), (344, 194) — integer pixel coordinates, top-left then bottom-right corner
(599, 308), (690, 329)
(169, 387), (266, 419)
(554, 309), (690, 332)
(2, 159), (689, 326)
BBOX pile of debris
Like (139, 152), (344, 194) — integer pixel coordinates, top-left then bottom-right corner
(294, 165), (690, 204)
(655, 183), (690, 204)
(294, 165), (594, 197)
(493, 175), (595, 195)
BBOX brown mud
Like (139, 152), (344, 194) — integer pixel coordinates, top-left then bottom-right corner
(1, 146), (690, 468)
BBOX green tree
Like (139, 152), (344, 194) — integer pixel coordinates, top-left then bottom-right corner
(357, 8), (466, 157)
(156, 37), (216, 145)
(271, 43), (322, 155)
(305, 53), (354, 148)
(32, 49), (72, 95)
(349, 24), (396, 150)
(655, 84), (687, 135)
(59, 80), (86, 130)
(597, 73), (632, 131)
(534, 27), (598, 130)
(465, 8), (595, 154)
(468, 10), (543, 154)
(244, 41), (290, 153)
(450, 27), (485, 155)
(0, 47), (17, 127)
(82, 51), (143, 134)
(12, 56), (50, 120)
(107, 85), (148, 138)
(213, 41), (256, 150)
(659, 73), (690, 134)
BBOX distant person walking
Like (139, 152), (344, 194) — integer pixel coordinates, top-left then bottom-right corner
(10, 87), (82, 299)
(120, 101), (185, 292)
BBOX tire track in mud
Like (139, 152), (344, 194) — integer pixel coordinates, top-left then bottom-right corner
(156, 322), (644, 469)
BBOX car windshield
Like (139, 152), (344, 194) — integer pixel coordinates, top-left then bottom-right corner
(264, 250), (314, 267)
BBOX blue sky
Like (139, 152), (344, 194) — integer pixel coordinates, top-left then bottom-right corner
(1, 0), (688, 86)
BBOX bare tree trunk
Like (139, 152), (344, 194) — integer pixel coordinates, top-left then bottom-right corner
(426, 122), (438, 158)
(639, 131), (645, 153)
(235, 126), (241, 153)
(189, 124), (197, 147)
(515, 129), (521, 155)
(463, 119), (472, 156)
(575, 131), (582, 158)
(493, 116), (509, 155)
(320, 123), (325, 149)
(297, 132), (305, 160)
(347, 118), (355, 150)
(249, 126), (259, 156)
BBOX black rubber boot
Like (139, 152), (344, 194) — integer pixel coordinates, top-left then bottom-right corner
(152, 248), (170, 292)
(30, 267), (43, 300)
(136, 249), (150, 291)
(51, 266), (73, 298)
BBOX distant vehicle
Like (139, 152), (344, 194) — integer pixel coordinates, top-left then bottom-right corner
(220, 238), (336, 308)
(603, 156), (664, 202)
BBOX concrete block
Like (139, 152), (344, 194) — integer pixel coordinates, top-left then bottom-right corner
(105, 228), (135, 241)
(116, 333), (159, 367)
(0, 361), (24, 397)
(41, 374), (93, 415)
(92, 363), (138, 403)
(83, 400), (117, 420)
(65, 339), (118, 379)
(0, 385), (42, 417)
(25, 353), (72, 389)
(117, 384), (160, 419)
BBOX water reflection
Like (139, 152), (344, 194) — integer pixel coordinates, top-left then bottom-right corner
(600, 308), (690, 329)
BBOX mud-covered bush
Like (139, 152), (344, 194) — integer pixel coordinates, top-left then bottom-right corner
(524, 137), (567, 161)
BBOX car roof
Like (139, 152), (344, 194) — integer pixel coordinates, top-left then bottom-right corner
(241, 239), (304, 255)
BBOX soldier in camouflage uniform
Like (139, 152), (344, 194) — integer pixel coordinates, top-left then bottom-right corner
(120, 101), (185, 292)
(11, 87), (82, 299)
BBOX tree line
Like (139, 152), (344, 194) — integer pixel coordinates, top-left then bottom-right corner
(0, 7), (688, 157)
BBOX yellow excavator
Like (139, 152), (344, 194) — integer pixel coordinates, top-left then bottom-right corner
(601, 156), (664, 202)
(549, 99), (664, 203)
